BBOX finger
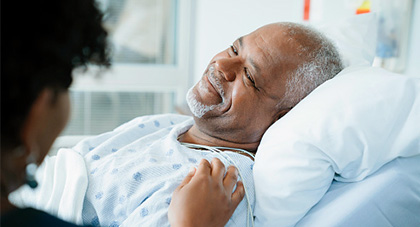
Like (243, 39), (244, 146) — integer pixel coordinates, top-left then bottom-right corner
(210, 158), (225, 181)
(175, 167), (196, 191)
(223, 165), (239, 192)
(231, 181), (245, 208)
(196, 159), (212, 175)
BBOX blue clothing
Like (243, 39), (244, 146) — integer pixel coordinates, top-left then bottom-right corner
(74, 114), (255, 226)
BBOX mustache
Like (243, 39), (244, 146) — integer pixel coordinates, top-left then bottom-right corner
(207, 66), (225, 98)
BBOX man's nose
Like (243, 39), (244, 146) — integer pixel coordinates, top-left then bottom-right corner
(214, 58), (241, 82)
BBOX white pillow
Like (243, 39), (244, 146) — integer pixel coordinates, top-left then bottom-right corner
(253, 66), (420, 226)
(313, 13), (378, 67)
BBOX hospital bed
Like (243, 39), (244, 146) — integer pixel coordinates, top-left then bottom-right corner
(297, 155), (420, 226)
(253, 64), (420, 226)
(253, 13), (420, 226)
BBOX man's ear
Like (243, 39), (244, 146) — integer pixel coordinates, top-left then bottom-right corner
(276, 107), (292, 120)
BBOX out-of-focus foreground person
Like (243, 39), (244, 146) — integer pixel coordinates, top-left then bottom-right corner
(1, 0), (109, 225)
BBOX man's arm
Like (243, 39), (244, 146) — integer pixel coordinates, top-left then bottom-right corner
(168, 158), (245, 227)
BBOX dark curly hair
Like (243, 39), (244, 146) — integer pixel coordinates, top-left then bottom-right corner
(1, 0), (110, 149)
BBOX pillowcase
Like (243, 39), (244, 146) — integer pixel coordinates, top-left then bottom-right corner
(313, 13), (378, 67)
(253, 66), (420, 226)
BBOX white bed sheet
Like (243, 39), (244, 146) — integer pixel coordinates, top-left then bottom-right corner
(297, 155), (420, 226)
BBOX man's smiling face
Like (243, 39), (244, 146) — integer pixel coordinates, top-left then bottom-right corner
(187, 23), (301, 145)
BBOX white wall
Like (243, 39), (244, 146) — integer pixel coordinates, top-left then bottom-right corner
(192, 0), (420, 83)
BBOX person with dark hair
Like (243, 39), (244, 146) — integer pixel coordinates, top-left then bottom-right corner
(1, 0), (109, 225)
(0, 0), (244, 226)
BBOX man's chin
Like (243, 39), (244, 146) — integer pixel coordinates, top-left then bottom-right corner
(186, 88), (214, 118)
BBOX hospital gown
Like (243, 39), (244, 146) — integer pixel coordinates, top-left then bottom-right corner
(74, 114), (255, 227)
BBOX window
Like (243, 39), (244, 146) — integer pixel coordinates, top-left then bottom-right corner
(62, 0), (193, 136)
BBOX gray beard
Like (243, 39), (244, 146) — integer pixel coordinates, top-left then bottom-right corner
(186, 66), (225, 118)
(186, 87), (217, 118)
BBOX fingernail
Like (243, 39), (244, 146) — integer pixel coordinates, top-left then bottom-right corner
(189, 167), (196, 174)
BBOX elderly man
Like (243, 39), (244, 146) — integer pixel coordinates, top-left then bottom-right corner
(181, 22), (342, 153)
(10, 22), (343, 226)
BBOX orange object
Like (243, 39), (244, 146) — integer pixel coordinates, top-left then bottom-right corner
(356, 0), (371, 14)
(304, 0), (310, 20)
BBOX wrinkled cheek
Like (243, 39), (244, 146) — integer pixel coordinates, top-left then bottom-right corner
(230, 87), (244, 107)
(230, 87), (254, 112)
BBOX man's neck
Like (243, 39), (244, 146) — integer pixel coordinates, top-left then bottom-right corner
(178, 125), (259, 152)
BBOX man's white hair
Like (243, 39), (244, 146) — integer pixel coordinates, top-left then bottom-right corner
(278, 22), (344, 109)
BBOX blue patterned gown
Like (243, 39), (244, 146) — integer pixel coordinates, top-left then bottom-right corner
(74, 114), (255, 227)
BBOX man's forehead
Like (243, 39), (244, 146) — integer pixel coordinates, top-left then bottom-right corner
(239, 31), (287, 73)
